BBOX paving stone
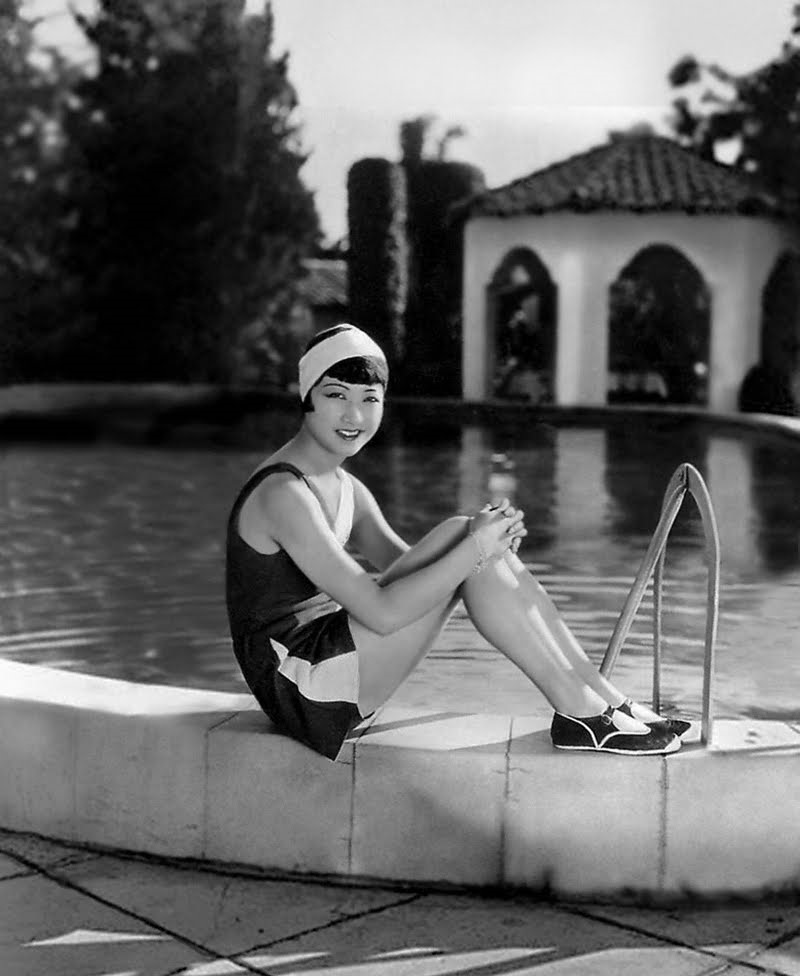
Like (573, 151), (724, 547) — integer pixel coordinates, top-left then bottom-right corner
(709, 965), (797, 976)
(0, 853), (31, 880)
(237, 894), (719, 976)
(505, 717), (663, 894)
(174, 963), (250, 975)
(611, 901), (800, 944)
(58, 854), (411, 957)
(351, 709), (511, 886)
(0, 874), (209, 976)
(205, 709), (354, 876)
(582, 903), (800, 966)
(663, 750), (800, 894)
(747, 935), (800, 976)
(0, 696), (77, 840)
(0, 831), (98, 871)
(711, 720), (800, 753)
(73, 705), (228, 859)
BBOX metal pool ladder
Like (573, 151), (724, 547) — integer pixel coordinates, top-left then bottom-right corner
(600, 463), (720, 746)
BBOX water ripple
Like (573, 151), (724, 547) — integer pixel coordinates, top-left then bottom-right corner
(2, 418), (800, 720)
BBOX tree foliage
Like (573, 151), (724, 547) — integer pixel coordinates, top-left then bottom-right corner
(399, 114), (435, 168)
(403, 159), (485, 395)
(59, 0), (320, 381)
(399, 113), (467, 166)
(346, 157), (408, 370)
(668, 6), (800, 209)
(0, 0), (77, 380)
(6, 0), (319, 380)
(394, 115), (483, 394)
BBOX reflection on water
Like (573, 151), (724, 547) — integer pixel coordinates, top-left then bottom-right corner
(749, 442), (800, 572)
(603, 415), (709, 538)
(2, 410), (800, 721)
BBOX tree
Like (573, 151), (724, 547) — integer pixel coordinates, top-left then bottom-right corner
(397, 115), (483, 394)
(62, 0), (319, 381)
(399, 114), (467, 165)
(0, 0), (77, 380)
(346, 114), (482, 394)
(435, 125), (466, 161)
(399, 114), (435, 167)
(347, 158), (408, 371)
(402, 158), (484, 395)
(668, 6), (800, 208)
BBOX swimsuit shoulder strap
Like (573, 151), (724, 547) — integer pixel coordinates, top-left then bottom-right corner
(227, 462), (311, 529)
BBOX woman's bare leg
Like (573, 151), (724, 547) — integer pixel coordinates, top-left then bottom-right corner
(353, 517), (616, 719)
(352, 517), (465, 715)
(498, 552), (669, 719)
(500, 551), (629, 705)
(459, 552), (612, 716)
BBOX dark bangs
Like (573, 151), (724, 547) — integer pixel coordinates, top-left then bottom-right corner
(325, 355), (388, 388)
(302, 355), (388, 412)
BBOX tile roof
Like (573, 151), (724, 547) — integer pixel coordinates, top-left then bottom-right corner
(463, 135), (783, 219)
(300, 258), (348, 307)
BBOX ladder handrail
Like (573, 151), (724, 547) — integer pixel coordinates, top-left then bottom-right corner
(599, 463), (721, 745)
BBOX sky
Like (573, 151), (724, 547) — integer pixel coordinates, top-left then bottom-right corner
(29, 0), (797, 242)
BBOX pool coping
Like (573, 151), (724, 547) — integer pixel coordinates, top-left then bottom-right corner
(1, 381), (800, 447)
(3, 657), (800, 903)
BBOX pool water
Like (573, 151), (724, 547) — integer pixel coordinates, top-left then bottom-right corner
(2, 410), (800, 721)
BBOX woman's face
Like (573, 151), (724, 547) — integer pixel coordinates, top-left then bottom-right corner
(305, 374), (385, 457)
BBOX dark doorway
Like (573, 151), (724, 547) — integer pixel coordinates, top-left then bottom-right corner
(486, 247), (557, 402)
(761, 251), (800, 382)
(607, 244), (711, 405)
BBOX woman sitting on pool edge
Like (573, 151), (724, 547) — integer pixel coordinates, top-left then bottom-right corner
(225, 324), (690, 761)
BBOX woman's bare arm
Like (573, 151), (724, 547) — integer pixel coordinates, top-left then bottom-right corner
(257, 475), (519, 635)
(348, 474), (409, 571)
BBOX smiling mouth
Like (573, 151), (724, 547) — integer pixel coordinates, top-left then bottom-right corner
(335, 429), (362, 440)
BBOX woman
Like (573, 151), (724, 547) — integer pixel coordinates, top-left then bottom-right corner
(226, 324), (688, 761)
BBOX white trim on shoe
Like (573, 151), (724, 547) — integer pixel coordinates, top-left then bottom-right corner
(551, 709), (682, 755)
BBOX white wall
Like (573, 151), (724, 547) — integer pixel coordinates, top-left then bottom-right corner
(462, 212), (800, 410)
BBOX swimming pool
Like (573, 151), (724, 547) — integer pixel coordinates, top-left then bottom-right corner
(2, 407), (799, 721)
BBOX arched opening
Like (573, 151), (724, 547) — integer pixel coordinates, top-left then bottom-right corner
(760, 252), (800, 404)
(486, 247), (557, 402)
(740, 251), (800, 414)
(607, 244), (711, 406)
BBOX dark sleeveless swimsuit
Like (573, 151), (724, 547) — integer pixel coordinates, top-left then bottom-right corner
(225, 462), (364, 760)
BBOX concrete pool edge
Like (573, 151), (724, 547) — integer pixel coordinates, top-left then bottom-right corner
(3, 658), (800, 903)
(3, 391), (800, 902)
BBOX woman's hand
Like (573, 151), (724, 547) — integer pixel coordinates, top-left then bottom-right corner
(468, 498), (527, 561)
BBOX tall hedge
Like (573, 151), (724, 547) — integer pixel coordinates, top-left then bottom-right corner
(346, 157), (408, 373)
(403, 159), (485, 395)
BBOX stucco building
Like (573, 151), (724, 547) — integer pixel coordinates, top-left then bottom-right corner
(460, 135), (800, 411)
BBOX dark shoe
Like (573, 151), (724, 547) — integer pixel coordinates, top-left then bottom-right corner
(551, 706), (681, 755)
(617, 699), (692, 738)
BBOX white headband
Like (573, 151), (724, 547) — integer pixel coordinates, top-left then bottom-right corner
(298, 325), (386, 401)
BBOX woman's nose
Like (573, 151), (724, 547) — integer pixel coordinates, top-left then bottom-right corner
(342, 403), (363, 424)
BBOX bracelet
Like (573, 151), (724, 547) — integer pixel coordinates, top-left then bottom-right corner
(468, 517), (489, 576)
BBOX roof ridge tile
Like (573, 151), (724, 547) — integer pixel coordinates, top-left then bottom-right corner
(466, 134), (783, 219)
